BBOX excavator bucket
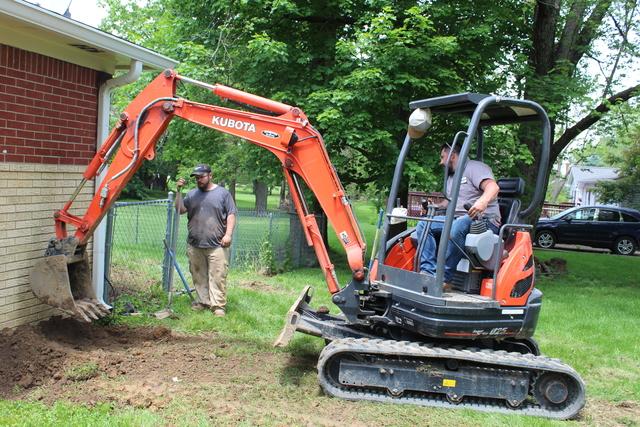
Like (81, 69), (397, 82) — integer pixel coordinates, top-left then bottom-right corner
(30, 253), (110, 322)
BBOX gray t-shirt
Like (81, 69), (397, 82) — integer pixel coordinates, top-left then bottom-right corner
(446, 159), (501, 225)
(183, 186), (238, 248)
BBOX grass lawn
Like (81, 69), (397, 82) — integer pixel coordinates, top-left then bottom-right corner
(3, 250), (639, 425)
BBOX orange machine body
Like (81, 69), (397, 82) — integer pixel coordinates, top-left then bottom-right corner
(383, 230), (535, 307)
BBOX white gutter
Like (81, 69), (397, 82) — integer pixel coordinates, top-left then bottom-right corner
(92, 60), (143, 306)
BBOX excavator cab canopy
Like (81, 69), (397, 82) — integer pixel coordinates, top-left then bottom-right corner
(404, 92), (550, 220)
(409, 92), (542, 125)
(387, 92), (551, 291)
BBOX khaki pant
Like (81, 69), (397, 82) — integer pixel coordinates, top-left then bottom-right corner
(187, 245), (230, 309)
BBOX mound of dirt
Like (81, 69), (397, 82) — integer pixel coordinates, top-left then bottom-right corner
(236, 280), (277, 292)
(0, 317), (171, 397)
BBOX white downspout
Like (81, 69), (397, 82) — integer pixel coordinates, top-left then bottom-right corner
(93, 60), (143, 305)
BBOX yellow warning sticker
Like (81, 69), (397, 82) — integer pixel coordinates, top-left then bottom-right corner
(443, 379), (456, 387)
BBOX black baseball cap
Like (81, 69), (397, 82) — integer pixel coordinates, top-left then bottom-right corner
(190, 164), (211, 177)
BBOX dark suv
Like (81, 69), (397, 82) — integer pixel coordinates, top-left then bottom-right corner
(535, 206), (640, 255)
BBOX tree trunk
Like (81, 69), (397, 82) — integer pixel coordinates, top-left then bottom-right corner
(518, 0), (624, 224)
(228, 178), (236, 201)
(254, 179), (268, 214)
(279, 179), (287, 210)
(311, 198), (329, 248)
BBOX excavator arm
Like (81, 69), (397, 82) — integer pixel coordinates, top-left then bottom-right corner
(31, 70), (365, 320)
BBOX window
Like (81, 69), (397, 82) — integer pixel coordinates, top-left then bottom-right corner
(597, 209), (620, 222)
(565, 208), (596, 221)
(622, 212), (639, 223)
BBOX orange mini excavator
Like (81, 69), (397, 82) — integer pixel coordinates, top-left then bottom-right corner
(31, 71), (585, 418)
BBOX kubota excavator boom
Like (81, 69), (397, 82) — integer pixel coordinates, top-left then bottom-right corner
(31, 69), (365, 321)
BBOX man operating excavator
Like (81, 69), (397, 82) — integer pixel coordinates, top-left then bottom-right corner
(414, 142), (501, 291)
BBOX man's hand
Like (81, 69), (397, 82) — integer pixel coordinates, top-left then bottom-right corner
(468, 199), (488, 219)
(176, 177), (186, 190)
(221, 234), (232, 247)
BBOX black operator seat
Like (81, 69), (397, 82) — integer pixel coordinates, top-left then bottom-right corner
(497, 177), (525, 225)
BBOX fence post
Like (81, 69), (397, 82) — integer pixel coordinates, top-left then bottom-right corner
(103, 205), (116, 303)
(169, 192), (180, 292)
(229, 211), (237, 267)
(135, 205), (140, 244)
(162, 192), (174, 292)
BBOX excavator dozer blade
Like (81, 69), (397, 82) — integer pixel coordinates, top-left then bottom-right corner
(274, 285), (312, 347)
(30, 254), (110, 322)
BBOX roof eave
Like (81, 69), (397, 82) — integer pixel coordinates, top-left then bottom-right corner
(1, 0), (178, 71)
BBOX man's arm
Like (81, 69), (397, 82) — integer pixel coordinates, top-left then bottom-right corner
(175, 178), (188, 214)
(221, 213), (236, 247)
(468, 178), (500, 219)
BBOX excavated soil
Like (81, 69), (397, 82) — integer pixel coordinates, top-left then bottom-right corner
(1, 317), (638, 426)
(0, 317), (176, 400)
(0, 316), (360, 425)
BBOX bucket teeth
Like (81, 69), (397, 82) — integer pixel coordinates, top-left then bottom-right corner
(74, 299), (111, 322)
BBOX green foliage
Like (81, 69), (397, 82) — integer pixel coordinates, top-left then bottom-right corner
(98, 0), (639, 224)
(258, 239), (276, 275)
(98, 0), (538, 201)
(111, 283), (167, 316)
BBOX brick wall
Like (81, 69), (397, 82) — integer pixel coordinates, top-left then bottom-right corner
(0, 44), (98, 165)
(0, 163), (94, 329)
(0, 45), (98, 329)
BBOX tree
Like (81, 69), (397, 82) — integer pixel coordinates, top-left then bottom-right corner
(98, 0), (640, 220)
(517, 0), (640, 216)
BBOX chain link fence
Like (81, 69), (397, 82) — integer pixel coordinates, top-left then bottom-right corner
(104, 193), (322, 299)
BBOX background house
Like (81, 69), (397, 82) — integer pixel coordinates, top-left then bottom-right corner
(566, 165), (620, 206)
(0, 0), (177, 329)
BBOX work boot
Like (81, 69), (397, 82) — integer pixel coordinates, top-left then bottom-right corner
(212, 308), (226, 317)
(191, 302), (208, 311)
(442, 282), (454, 293)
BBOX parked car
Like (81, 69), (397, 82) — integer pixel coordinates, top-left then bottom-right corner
(535, 206), (640, 255)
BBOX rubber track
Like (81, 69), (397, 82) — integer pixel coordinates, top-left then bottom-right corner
(317, 338), (586, 420)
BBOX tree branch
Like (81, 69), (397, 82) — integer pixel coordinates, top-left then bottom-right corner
(552, 84), (640, 160)
(569, 0), (613, 65)
(556, 0), (587, 62)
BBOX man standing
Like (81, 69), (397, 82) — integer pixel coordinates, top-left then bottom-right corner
(176, 164), (237, 316)
(414, 144), (500, 291)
